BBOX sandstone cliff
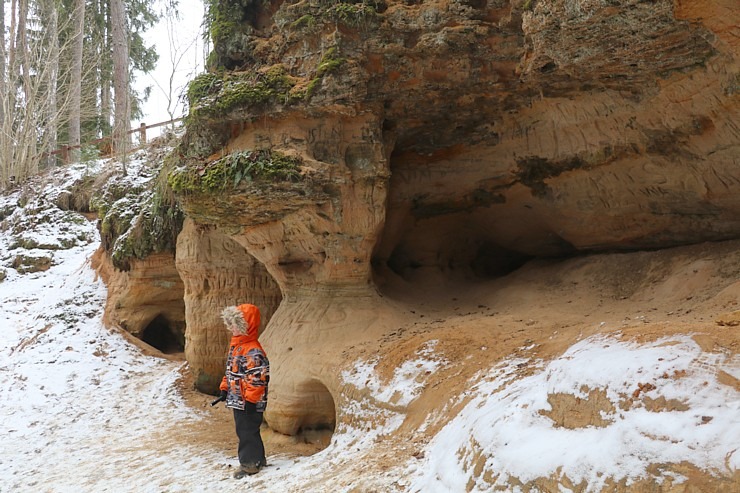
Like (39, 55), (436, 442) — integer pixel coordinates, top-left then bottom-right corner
(93, 0), (738, 490)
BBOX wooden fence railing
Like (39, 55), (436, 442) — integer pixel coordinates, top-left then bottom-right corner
(47, 117), (185, 164)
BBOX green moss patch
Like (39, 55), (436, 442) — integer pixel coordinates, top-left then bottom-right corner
(187, 66), (303, 121)
(304, 46), (346, 97)
(325, 0), (379, 27)
(91, 165), (184, 272)
(316, 47), (345, 77)
(169, 149), (302, 195)
(279, 0), (381, 32)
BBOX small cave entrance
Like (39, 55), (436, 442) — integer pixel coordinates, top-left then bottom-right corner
(141, 314), (185, 355)
(371, 147), (544, 292)
(469, 242), (533, 279)
(375, 214), (538, 288)
(290, 379), (336, 449)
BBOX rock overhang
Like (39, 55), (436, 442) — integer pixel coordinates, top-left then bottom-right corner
(162, 0), (740, 440)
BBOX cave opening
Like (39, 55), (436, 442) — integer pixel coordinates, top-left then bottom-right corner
(470, 242), (533, 279)
(290, 379), (336, 449)
(382, 233), (534, 283)
(141, 314), (185, 354)
(372, 143), (548, 297)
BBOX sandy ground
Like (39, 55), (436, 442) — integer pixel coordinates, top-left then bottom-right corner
(159, 239), (739, 490)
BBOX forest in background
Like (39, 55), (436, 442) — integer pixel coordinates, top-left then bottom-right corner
(0, 0), (204, 188)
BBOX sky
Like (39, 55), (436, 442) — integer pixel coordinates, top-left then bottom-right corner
(135, 0), (206, 130)
(0, 152), (738, 492)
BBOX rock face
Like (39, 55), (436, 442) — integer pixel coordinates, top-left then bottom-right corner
(179, 0), (740, 276)
(98, 0), (739, 486)
(373, 0), (740, 276)
(168, 0), (738, 436)
(174, 112), (398, 433)
(175, 219), (282, 392)
(93, 249), (186, 354)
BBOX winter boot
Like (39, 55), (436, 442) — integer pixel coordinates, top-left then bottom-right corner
(233, 461), (262, 479)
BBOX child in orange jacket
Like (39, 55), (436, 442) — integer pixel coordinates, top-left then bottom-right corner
(219, 303), (269, 479)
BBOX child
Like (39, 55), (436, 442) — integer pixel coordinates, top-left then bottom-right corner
(219, 303), (269, 479)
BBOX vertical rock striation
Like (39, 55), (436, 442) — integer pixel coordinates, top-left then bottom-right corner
(172, 112), (396, 433)
(175, 219), (282, 393)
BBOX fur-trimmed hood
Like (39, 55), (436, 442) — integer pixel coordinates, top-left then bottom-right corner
(221, 303), (261, 341)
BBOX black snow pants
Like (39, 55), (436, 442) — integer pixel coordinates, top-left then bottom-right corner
(233, 403), (266, 466)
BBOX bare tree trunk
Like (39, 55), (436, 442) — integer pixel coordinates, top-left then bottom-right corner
(68, 0), (85, 163)
(9, 0), (17, 75)
(0, 0), (5, 129)
(110, 0), (130, 172)
(16, 0), (30, 103)
(43, 1), (60, 169)
(1, 0), (19, 188)
(0, 0), (7, 188)
(99, 0), (112, 138)
(2, 0), (38, 188)
(101, 82), (111, 136)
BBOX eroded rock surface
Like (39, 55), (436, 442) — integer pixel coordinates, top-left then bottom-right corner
(174, 112), (399, 431)
(97, 0), (739, 489)
(167, 0), (739, 434)
(93, 249), (186, 353)
(175, 219), (282, 392)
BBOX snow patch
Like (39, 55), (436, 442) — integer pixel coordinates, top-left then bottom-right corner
(407, 335), (740, 492)
(342, 340), (446, 407)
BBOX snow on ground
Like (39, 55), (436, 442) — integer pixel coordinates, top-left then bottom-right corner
(0, 157), (219, 492)
(342, 339), (446, 406)
(1, 159), (738, 492)
(407, 336), (740, 492)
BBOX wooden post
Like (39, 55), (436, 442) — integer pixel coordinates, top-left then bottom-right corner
(139, 122), (147, 144)
(61, 146), (70, 165)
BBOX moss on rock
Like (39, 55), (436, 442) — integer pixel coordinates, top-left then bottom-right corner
(204, 0), (258, 69)
(12, 253), (53, 273)
(325, 0), (380, 27)
(187, 65), (306, 123)
(168, 149), (302, 195)
(187, 73), (223, 105)
(91, 162), (184, 272)
(276, 0), (381, 34)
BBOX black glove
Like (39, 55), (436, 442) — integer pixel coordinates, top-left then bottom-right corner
(211, 390), (228, 407)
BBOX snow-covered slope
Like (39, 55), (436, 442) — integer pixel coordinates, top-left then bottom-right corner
(1, 158), (738, 492)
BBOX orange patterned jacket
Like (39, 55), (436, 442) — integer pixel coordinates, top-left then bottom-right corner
(219, 306), (269, 411)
